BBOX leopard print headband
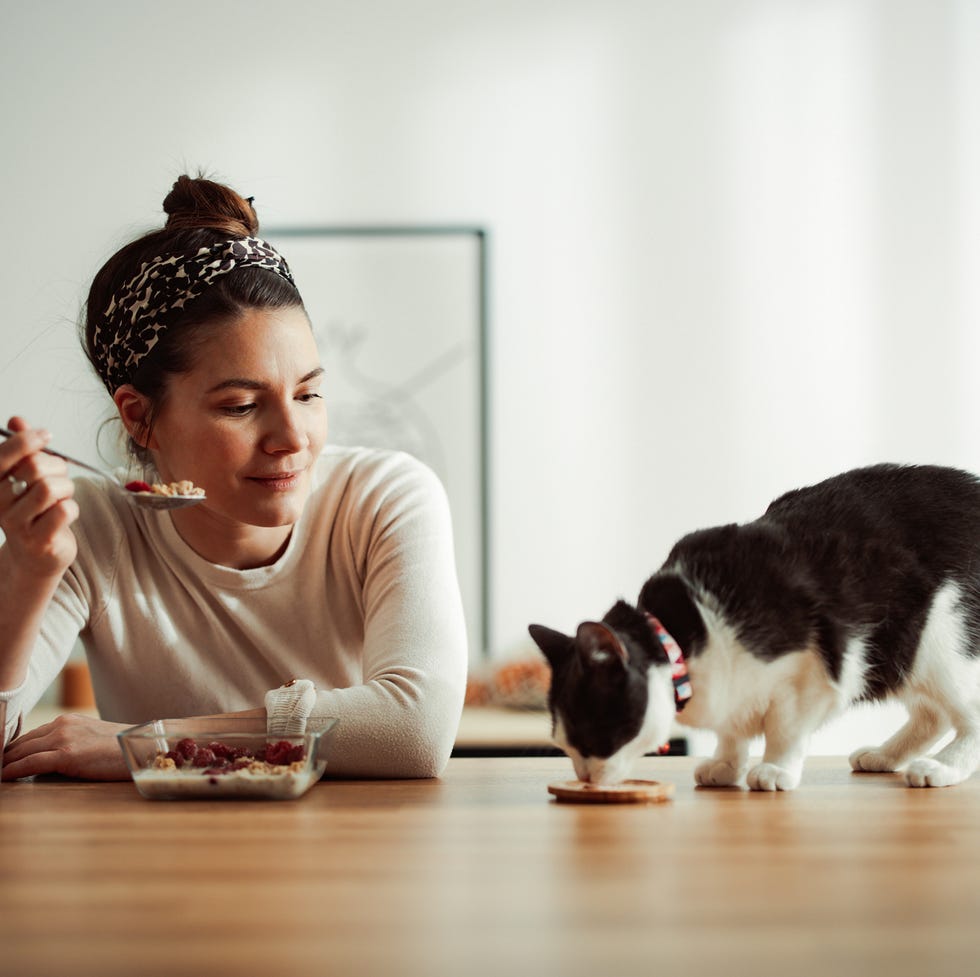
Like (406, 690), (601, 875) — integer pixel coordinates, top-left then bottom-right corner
(92, 237), (296, 394)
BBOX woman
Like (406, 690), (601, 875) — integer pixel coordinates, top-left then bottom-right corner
(0, 175), (467, 779)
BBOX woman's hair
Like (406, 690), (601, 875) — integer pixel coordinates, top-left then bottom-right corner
(81, 174), (304, 462)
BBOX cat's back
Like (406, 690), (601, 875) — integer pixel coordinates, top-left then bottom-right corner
(661, 463), (980, 638)
(657, 463), (980, 684)
(762, 463), (980, 562)
(766, 463), (980, 515)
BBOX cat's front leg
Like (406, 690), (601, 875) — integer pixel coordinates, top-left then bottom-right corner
(747, 758), (804, 791)
(747, 723), (809, 791)
(746, 666), (840, 790)
(695, 735), (749, 787)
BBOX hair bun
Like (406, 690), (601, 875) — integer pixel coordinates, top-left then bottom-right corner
(162, 174), (259, 238)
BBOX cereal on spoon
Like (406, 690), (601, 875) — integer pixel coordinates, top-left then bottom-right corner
(125, 479), (206, 498)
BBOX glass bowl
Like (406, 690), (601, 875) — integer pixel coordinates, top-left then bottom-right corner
(117, 716), (338, 800)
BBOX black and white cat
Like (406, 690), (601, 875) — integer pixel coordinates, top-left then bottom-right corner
(529, 464), (980, 791)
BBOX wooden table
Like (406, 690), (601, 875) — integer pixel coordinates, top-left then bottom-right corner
(0, 757), (976, 977)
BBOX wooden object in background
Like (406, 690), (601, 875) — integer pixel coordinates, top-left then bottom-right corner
(59, 661), (95, 709)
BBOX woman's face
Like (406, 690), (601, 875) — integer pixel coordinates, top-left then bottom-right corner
(142, 305), (328, 566)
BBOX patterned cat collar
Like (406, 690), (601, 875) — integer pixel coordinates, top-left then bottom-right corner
(92, 236), (296, 394)
(645, 614), (693, 712)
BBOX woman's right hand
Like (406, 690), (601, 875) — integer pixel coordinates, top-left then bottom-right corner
(0, 416), (79, 580)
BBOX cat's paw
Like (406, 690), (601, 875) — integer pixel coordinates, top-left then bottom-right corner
(904, 758), (965, 788)
(849, 747), (899, 773)
(695, 758), (744, 788)
(747, 762), (800, 792)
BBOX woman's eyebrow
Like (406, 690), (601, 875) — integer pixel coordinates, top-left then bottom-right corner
(207, 368), (324, 394)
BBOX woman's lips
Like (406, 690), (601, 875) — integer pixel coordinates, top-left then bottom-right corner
(247, 472), (302, 492)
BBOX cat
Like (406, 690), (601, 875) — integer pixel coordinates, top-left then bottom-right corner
(529, 463), (980, 791)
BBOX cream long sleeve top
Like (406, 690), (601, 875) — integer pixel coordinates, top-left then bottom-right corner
(0, 446), (468, 777)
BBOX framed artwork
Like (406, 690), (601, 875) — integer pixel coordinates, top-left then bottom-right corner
(267, 226), (490, 660)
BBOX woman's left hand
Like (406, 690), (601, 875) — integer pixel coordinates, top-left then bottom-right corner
(2, 714), (132, 780)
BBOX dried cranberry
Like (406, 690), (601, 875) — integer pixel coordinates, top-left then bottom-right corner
(204, 740), (253, 762)
(263, 740), (305, 765)
(125, 480), (152, 493)
(175, 738), (198, 761)
(263, 741), (284, 764)
(192, 747), (217, 768)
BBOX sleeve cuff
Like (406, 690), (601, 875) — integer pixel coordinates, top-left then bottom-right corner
(265, 679), (317, 736)
(0, 676), (29, 701)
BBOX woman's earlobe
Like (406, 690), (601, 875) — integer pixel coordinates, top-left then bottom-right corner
(112, 385), (153, 448)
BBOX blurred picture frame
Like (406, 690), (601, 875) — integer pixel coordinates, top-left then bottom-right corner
(267, 226), (490, 660)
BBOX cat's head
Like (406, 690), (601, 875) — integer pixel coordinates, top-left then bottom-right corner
(528, 600), (677, 785)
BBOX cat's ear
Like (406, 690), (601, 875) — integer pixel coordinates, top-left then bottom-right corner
(575, 621), (629, 669)
(528, 624), (574, 669)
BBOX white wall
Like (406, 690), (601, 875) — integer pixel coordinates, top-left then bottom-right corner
(2, 0), (978, 750)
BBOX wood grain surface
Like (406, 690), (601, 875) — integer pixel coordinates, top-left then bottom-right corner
(0, 756), (975, 977)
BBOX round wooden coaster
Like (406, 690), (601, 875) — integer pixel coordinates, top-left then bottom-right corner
(547, 779), (675, 804)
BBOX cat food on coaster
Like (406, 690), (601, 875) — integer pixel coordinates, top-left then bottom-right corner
(125, 479), (205, 498)
(547, 779), (675, 804)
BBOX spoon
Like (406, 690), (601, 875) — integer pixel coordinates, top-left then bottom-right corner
(0, 426), (206, 510)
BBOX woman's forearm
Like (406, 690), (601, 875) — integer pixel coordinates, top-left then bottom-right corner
(0, 546), (65, 690)
(0, 419), (80, 692)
